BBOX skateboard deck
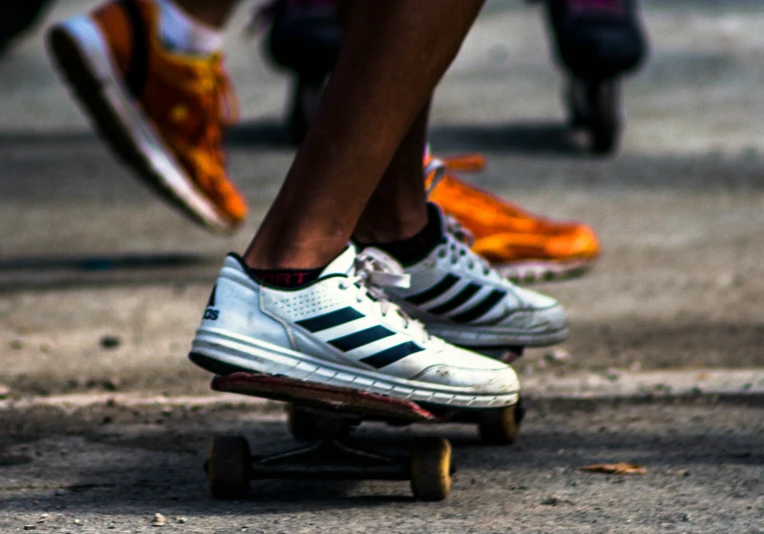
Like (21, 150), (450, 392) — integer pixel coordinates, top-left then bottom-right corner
(211, 372), (436, 423)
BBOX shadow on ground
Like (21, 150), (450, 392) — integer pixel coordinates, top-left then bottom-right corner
(224, 119), (586, 157)
(0, 252), (220, 292)
(0, 118), (585, 156)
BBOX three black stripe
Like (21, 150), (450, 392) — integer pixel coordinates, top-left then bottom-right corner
(405, 274), (507, 322)
(429, 283), (481, 315)
(295, 307), (364, 332)
(451, 290), (506, 323)
(295, 306), (422, 369)
(360, 342), (424, 369)
(292, 275), (507, 370)
(329, 325), (395, 352)
(406, 274), (459, 305)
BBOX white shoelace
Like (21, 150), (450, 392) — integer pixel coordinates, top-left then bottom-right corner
(338, 249), (430, 345)
(424, 157), (496, 278)
(424, 156), (447, 196)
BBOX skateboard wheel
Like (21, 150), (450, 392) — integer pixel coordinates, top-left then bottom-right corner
(478, 398), (524, 445)
(587, 79), (621, 155)
(287, 404), (322, 441)
(410, 437), (452, 501)
(566, 77), (622, 155)
(208, 435), (251, 500)
(566, 83), (587, 129)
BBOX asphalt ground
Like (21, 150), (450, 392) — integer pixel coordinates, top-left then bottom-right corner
(0, 0), (763, 531)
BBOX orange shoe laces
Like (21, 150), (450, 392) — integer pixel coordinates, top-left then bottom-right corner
(192, 54), (239, 166)
(210, 54), (240, 127)
(189, 55), (244, 211)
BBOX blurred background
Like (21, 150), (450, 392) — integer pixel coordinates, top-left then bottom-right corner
(1, 0), (763, 396)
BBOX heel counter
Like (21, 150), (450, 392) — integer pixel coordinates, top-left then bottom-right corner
(198, 257), (293, 349)
(199, 258), (259, 329)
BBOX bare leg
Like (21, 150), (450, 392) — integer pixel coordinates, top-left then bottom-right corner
(339, 0), (432, 245)
(244, 0), (484, 269)
(352, 102), (431, 244)
(172, 0), (240, 27)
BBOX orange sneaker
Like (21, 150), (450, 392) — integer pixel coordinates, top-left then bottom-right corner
(46, 0), (247, 232)
(425, 153), (601, 283)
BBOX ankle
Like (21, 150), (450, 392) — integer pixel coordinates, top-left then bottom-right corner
(242, 238), (346, 272)
(354, 204), (444, 267)
(353, 207), (428, 245)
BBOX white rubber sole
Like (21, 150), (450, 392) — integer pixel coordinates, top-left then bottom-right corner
(48, 16), (233, 233)
(190, 326), (519, 409)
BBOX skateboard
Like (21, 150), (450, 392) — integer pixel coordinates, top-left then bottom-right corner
(205, 372), (524, 501)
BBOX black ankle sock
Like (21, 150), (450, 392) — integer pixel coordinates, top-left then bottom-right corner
(249, 267), (323, 288)
(355, 203), (445, 267)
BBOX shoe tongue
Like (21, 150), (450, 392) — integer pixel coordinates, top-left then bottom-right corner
(319, 244), (357, 278)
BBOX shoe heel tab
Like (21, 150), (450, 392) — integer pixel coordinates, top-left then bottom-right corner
(224, 252), (247, 267)
(220, 254), (263, 290)
(223, 253), (254, 276)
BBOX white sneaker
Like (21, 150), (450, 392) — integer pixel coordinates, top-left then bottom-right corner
(380, 205), (568, 350)
(189, 245), (519, 408)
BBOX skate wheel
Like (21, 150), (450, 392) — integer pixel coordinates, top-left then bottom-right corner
(287, 404), (322, 441)
(566, 81), (587, 129)
(410, 437), (452, 501)
(478, 398), (525, 445)
(587, 79), (621, 155)
(208, 435), (251, 499)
